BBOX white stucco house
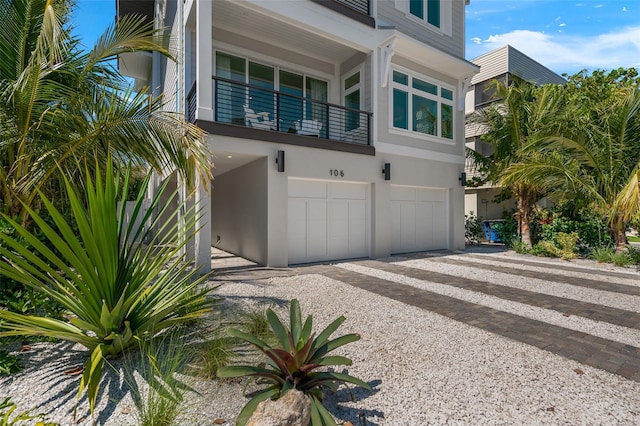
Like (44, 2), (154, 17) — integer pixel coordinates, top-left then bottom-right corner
(464, 45), (566, 221)
(116, 0), (479, 271)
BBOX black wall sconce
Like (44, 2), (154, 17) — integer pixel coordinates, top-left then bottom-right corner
(276, 150), (285, 172)
(382, 163), (391, 180)
(459, 172), (467, 186)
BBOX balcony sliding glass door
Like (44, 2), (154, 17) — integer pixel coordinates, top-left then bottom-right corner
(278, 70), (303, 133)
(215, 52), (246, 125)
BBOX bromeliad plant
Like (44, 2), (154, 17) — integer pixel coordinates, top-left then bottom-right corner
(0, 156), (214, 413)
(218, 299), (370, 426)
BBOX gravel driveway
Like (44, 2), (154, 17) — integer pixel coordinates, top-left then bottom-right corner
(1, 247), (639, 425)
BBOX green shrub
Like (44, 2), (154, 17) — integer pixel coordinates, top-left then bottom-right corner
(192, 336), (236, 380)
(494, 214), (519, 247)
(0, 396), (58, 425)
(464, 214), (483, 245)
(538, 202), (612, 251)
(0, 350), (22, 376)
(510, 239), (530, 254)
(612, 252), (632, 267)
(0, 217), (65, 322)
(218, 299), (370, 426)
(590, 247), (615, 263)
(626, 247), (640, 265)
(531, 241), (560, 257)
(556, 232), (579, 260)
(0, 157), (215, 412)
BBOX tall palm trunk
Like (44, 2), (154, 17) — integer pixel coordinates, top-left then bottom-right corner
(516, 185), (536, 248)
(611, 218), (628, 252)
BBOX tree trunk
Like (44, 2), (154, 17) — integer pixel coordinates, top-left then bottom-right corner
(612, 220), (627, 252)
(517, 186), (535, 248)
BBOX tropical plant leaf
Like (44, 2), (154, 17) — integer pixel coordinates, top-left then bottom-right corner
(266, 308), (292, 352)
(303, 371), (372, 392)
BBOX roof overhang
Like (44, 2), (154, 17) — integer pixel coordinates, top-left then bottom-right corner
(380, 32), (479, 81)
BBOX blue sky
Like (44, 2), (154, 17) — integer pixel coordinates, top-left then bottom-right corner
(74, 1), (640, 77)
(466, 0), (640, 76)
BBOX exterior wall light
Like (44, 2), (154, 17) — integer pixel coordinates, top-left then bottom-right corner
(276, 150), (285, 172)
(382, 163), (391, 180)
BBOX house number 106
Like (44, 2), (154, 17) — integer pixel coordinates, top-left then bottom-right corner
(330, 169), (344, 177)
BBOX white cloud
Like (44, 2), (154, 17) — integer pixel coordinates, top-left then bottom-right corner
(468, 27), (640, 74)
(594, 4), (604, 8)
(559, 23), (567, 27)
(622, 6), (627, 11)
(470, 37), (482, 45)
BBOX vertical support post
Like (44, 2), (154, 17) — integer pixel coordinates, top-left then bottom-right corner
(194, 173), (212, 274)
(196, 0), (213, 121)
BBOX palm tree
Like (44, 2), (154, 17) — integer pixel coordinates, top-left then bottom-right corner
(503, 87), (640, 250)
(468, 77), (565, 247)
(0, 0), (211, 221)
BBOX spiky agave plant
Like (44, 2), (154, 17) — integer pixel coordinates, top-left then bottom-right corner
(218, 299), (370, 425)
(0, 155), (214, 413)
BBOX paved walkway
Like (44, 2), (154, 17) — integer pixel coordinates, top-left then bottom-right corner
(210, 248), (640, 382)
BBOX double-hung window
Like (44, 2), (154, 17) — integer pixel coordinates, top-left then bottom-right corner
(391, 69), (454, 141)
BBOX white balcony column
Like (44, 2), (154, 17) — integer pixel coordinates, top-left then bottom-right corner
(195, 0), (213, 121)
(194, 174), (212, 273)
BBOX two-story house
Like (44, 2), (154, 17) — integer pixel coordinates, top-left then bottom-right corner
(117, 0), (479, 270)
(464, 45), (566, 221)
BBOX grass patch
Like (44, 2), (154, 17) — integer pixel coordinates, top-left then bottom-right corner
(120, 330), (192, 426)
(627, 235), (640, 243)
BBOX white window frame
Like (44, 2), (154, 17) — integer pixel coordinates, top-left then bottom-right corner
(342, 65), (363, 109)
(389, 65), (456, 145)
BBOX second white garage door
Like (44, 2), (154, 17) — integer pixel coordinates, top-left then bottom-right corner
(391, 185), (448, 254)
(288, 179), (369, 264)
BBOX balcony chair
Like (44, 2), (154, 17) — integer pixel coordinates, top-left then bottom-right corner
(244, 105), (277, 130)
(294, 119), (323, 136)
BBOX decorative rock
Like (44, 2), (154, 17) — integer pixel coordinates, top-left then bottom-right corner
(247, 390), (311, 426)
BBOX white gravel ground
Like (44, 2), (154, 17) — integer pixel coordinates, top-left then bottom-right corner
(1, 250), (639, 425)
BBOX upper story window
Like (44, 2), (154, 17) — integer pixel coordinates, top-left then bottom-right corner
(391, 68), (454, 141)
(395, 0), (452, 35)
(410, 0), (440, 27)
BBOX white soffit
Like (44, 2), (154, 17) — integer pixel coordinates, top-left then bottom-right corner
(383, 32), (479, 80)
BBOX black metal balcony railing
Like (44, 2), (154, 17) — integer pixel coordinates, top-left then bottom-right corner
(186, 82), (197, 123)
(212, 76), (371, 145)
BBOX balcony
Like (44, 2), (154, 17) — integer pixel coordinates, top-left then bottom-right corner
(310, 0), (374, 27)
(188, 77), (372, 148)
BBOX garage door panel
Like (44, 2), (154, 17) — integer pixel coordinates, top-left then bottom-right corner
(391, 186), (416, 202)
(401, 203), (417, 250)
(415, 203), (433, 249)
(289, 180), (327, 198)
(391, 203), (402, 251)
(331, 183), (367, 200)
(417, 188), (446, 203)
(391, 186), (448, 254)
(348, 201), (368, 255)
(431, 203), (447, 247)
(288, 180), (369, 264)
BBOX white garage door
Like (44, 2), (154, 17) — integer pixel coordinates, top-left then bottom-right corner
(288, 179), (369, 264)
(391, 186), (448, 254)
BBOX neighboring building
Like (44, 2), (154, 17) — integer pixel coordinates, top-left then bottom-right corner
(464, 45), (566, 221)
(117, 0), (479, 270)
